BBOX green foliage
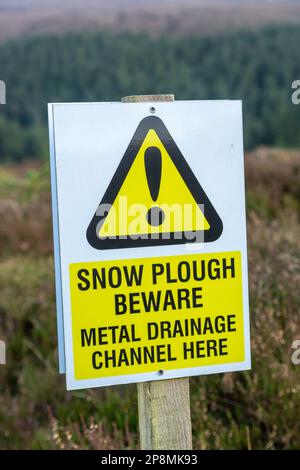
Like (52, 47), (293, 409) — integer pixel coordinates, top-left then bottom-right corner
(0, 117), (47, 161)
(0, 26), (300, 161)
(0, 164), (49, 200)
(0, 149), (300, 449)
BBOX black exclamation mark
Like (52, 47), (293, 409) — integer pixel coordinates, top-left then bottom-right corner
(144, 146), (165, 226)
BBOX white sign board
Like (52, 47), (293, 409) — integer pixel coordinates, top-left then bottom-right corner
(48, 100), (251, 390)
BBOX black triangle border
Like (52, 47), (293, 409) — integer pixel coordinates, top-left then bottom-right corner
(86, 115), (223, 249)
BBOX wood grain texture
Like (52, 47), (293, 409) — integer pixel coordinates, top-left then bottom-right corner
(122, 94), (174, 103)
(137, 378), (192, 450)
(121, 93), (193, 450)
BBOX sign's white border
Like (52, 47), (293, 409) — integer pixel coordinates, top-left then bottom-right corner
(48, 100), (251, 388)
(48, 104), (66, 373)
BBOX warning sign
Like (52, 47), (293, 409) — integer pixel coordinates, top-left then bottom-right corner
(86, 116), (223, 249)
(48, 100), (251, 389)
(70, 251), (244, 380)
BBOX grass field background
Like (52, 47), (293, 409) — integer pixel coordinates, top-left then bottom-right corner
(0, 147), (299, 449)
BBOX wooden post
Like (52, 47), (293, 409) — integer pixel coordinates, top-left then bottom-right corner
(121, 94), (193, 450)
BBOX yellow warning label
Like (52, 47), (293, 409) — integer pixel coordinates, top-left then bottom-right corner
(100, 129), (210, 237)
(70, 251), (245, 380)
(86, 116), (223, 250)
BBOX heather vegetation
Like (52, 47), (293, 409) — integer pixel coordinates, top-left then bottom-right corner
(0, 148), (299, 449)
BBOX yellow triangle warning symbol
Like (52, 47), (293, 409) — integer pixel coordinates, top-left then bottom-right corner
(87, 116), (223, 249)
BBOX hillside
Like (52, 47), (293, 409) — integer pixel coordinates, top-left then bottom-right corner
(1, 26), (300, 162)
(1, 1), (300, 42)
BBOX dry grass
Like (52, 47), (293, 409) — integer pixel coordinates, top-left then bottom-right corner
(49, 411), (136, 450)
(191, 209), (300, 449)
(0, 164), (52, 257)
(2, 1), (300, 43)
(246, 147), (300, 217)
(0, 147), (300, 449)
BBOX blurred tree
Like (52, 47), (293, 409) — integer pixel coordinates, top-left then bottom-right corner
(0, 26), (300, 161)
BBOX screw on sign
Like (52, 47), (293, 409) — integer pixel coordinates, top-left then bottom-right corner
(48, 93), (250, 450)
